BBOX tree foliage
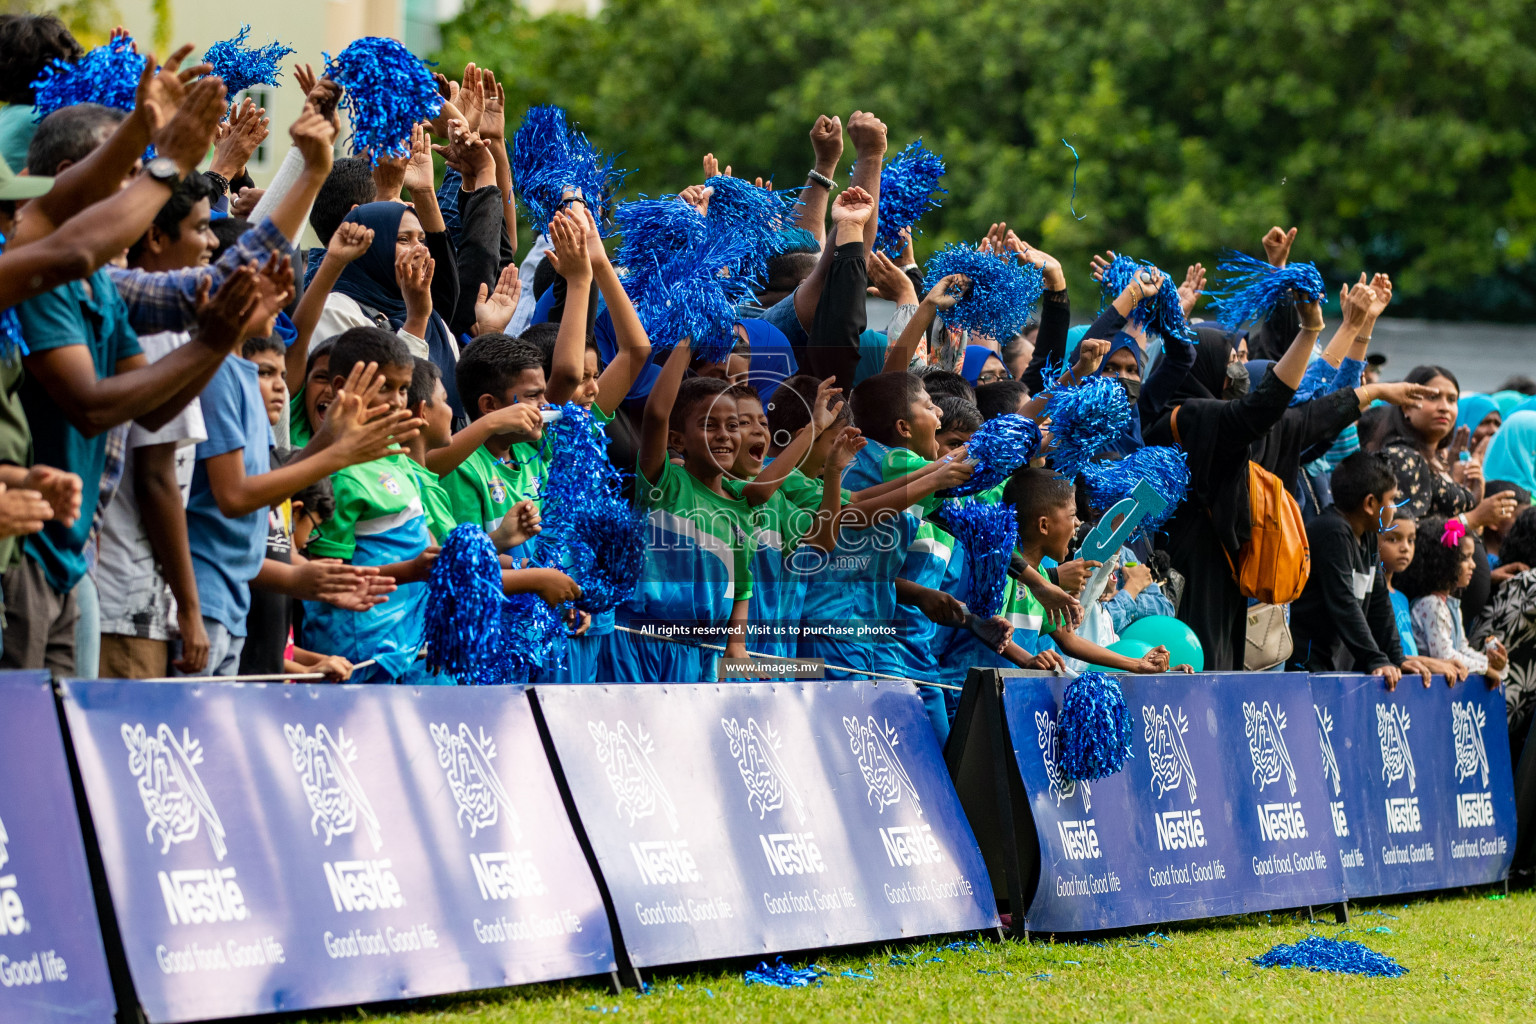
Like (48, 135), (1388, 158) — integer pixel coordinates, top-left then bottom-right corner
(437, 0), (1536, 320)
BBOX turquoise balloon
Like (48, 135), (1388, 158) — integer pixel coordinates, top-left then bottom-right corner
(1119, 615), (1204, 672)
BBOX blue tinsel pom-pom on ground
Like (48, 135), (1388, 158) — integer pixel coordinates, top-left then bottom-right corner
(1250, 935), (1407, 977)
(202, 25), (294, 95)
(873, 139), (946, 258)
(1209, 249), (1326, 331)
(943, 414), (1042, 498)
(1042, 372), (1131, 479)
(1081, 446), (1190, 539)
(943, 499), (1018, 619)
(921, 244), (1045, 341)
(743, 957), (829, 988)
(512, 105), (625, 236)
(1059, 671), (1134, 780)
(31, 35), (141, 121)
(323, 37), (442, 164)
(1098, 253), (1197, 344)
(423, 525), (507, 680)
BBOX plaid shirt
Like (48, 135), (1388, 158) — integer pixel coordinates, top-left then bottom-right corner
(107, 217), (294, 335)
(437, 166), (464, 247)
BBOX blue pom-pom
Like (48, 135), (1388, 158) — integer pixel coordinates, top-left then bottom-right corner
(202, 25), (293, 96)
(744, 957), (828, 988)
(944, 414), (1042, 497)
(1251, 936), (1407, 977)
(31, 35), (141, 121)
(1058, 671), (1134, 780)
(1208, 249), (1325, 331)
(497, 592), (568, 683)
(944, 499), (1017, 618)
(699, 174), (800, 283)
(1097, 254), (1196, 344)
(323, 37), (442, 164)
(1042, 372), (1131, 478)
(512, 105), (625, 236)
(1081, 446), (1190, 539)
(873, 139), (946, 258)
(921, 244), (1044, 341)
(423, 524), (507, 680)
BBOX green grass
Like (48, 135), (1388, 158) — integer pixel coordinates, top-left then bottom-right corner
(297, 890), (1536, 1024)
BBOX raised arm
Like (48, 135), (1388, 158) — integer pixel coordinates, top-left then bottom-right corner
(287, 222), (373, 389)
(581, 210), (654, 415)
(797, 114), (843, 244)
(639, 339), (691, 484)
(846, 111), (886, 253)
(542, 209), (594, 404)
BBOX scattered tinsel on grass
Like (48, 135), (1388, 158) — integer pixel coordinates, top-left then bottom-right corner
(1097, 253), (1196, 344)
(512, 105), (626, 235)
(31, 35), (141, 121)
(1250, 935), (1407, 977)
(1059, 671), (1134, 780)
(743, 957), (829, 988)
(1041, 371), (1131, 479)
(202, 25), (293, 95)
(1208, 249), (1326, 331)
(944, 413), (1042, 498)
(921, 244), (1045, 341)
(872, 138), (947, 257)
(323, 37), (442, 163)
(1080, 446), (1190, 540)
(944, 499), (1018, 619)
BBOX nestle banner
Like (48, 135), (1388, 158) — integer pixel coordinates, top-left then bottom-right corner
(1006, 673), (1347, 932)
(533, 682), (998, 968)
(60, 682), (615, 1023)
(0, 673), (115, 1024)
(1308, 673), (1515, 897)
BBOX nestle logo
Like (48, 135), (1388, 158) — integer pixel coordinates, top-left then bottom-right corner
(1384, 797), (1422, 834)
(1456, 792), (1495, 829)
(158, 867), (247, 925)
(469, 851), (546, 901)
(760, 831), (827, 876)
(630, 840), (701, 885)
(880, 825), (943, 868)
(1256, 802), (1308, 842)
(323, 859), (404, 912)
(1330, 801), (1349, 838)
(1154, 809), (1205, 851)
(1056, 819), (1102, 860)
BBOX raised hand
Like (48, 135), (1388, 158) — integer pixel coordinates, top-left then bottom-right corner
(1340, 275), (1376, 328)
(396, 243), (435, 319)
(478, 401), (544, 443)
(327, 221), (374, 264)
(1366, 272), (1393, 320)
(372, 152), (408, 203)
(830, 185), (874, 227)
(210, 96), (270, 180)
(153, 75), (227, 175)
(866, 250), (918, 304)
(1072, 337), (1110, 380)
(1262, 226), (1297, 268)
(134, 43), (207, 135)
(810, 114), (843, 171)
(545, 208), (593, 282)
(810, 377), (846, 433)
(926, 273), (971, 311)
(825, 426), (865, 474)
(477, 67), (506, 140)
(293, 62), (319, 96)
(1373, 381), (1438, 407)
(457, 62), (486, 133)
(193, 265), (260, 350)
(289, 98), (339, 174)
(702, 152), (727, 179)
(230, 188), (264, 218)
(1089, 250), (1118, 283)
(402, 122), (436, 197)
(847, 110), (887, 160)
(678, 184), (713, 217)
(474, 263), (522, 336)
(1178, 263), (1205, 315)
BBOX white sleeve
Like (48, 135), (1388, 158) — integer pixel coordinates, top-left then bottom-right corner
(247, 147), (307, 225)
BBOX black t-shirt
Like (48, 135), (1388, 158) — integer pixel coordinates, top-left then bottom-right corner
(237, 500), (291, 675)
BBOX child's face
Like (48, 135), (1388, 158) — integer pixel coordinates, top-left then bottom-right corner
(900, 387), (942, 461)
(360, 362), (414, 414)
(419, 379), (454, 448)
(1378, 518), (1416, 575)
(305, 353), (331, 427)
(1456, 536), (1477, 589)
(672, 393), (740, 477)
(574, 348), (600, 408)
(935, 425), (975, 459)
(1041, 498), (1081, 563)
(730, 396), (770, 478)
(1371, 486), (1399, 530)
(249, 350), (287, 426)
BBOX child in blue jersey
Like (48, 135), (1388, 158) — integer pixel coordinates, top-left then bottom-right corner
(598, 338), (753, 682)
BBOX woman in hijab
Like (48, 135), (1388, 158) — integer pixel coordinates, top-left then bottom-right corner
(313, 202), (465, 417)
(1457, 393), (1503, 449)
(959, 344), (1010, 386)
(1486, 410), (1536, 499)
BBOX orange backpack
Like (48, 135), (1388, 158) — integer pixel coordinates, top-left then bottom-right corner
(1171, 407), (1311, 604)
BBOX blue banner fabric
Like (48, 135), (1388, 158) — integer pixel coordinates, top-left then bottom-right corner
(60, 682), (614, 1023)
(1309, 673), (1515, 897)
(533, 681), (999, 968)
(1006, 673), (1347, 932)
(0, 672), (115, 1024)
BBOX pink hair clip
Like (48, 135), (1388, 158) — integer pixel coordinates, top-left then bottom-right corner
(1441, 518), (1467, 548)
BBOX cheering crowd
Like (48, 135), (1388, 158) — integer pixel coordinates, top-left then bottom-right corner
(2, 16), (1535, 754)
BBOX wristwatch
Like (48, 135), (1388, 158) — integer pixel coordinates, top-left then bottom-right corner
(143, 156), (182, 188)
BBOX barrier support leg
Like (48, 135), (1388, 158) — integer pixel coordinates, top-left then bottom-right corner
(608, 970), (622, 996)
(1333, 901), (1349, 924)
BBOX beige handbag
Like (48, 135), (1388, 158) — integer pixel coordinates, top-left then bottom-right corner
(1244, 603), (1293, 671)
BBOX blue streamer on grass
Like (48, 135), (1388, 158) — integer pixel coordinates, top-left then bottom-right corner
(1098, 253), (1196, 343)
(512, 105), (626, 236)
(944, 499), (1018, 618)
(1061, 139), (1087, 221)
(1058, 671), (1133, 781)
(1250, 935), (1407, 977)
(943, 414), (1042, 498)
(202, 25), (293, 95)
(323, 37), (442, 164)
(31, 35), (140, 121)
(1042, 371), (1131, 479)
(874, 139), (946, 257)
(1080, 446), (1189, 539)
(1208, 249), (1325, 331)
(743, 957), (828, 988)
(423, 525), (507, 680)
(921, 244), (1045, 341)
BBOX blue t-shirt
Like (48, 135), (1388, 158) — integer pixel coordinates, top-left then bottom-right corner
(1388, 587), (1419, 658)
(187, 356), (273, 635)
(14, 269), (143, 592)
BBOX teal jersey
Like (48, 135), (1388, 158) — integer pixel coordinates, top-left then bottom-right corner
(724, 479), (809, 659)
(403, 460), (457, 543)
(619, 460), (752, 636)
(441, 442), (546, 562)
